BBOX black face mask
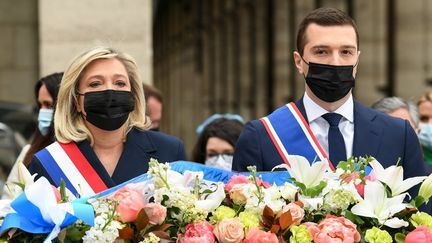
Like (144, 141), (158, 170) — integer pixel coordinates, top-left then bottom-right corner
(303, 59), (356, 102)
(81, 90), (135, 131)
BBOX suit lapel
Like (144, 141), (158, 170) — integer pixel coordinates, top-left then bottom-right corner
(112, 129), (157, 184)
(352, 100), (382, 157)
(295, 97), (308, 122)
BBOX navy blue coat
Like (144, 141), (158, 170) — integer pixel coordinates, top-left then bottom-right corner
(233, 99), (431, 179)
(29, 128), (187, 188)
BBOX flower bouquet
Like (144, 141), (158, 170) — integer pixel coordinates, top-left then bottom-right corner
(1, 156), (432, 242)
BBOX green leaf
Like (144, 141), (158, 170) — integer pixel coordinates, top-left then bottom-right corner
(304, 181), (327, 197)
(60, 178), (68, 202)
(344, 210), (365, 226)
(414, 195), (426, 208)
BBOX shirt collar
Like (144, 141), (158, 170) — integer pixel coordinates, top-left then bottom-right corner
(303, 92), (354, 123)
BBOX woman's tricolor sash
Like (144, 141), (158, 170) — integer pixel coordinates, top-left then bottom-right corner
(35, 142), (108, 196)
(260, 102), (334, 171)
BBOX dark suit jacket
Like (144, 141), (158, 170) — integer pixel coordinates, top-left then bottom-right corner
(233, 99), (431, 180)
(29, 128), (187, 188)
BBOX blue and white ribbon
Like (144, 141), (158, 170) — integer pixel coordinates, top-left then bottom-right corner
(169, 161), (291, 185)
(0, 177), (94, 242)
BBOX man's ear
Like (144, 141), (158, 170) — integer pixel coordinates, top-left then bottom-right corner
(293, 51), (305, 75)
(353, 50), (361, 77)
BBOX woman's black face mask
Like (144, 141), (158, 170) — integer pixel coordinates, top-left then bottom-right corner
(302, 57), (357, 102)
(79, 89), (135, 131)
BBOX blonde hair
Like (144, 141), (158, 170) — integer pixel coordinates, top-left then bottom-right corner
(54, 46), (151, 144)
(418, 91), (432, 106)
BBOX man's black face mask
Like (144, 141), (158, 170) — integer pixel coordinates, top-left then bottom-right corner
(302, 58), (357, 102)
(80, 89), (135, 131)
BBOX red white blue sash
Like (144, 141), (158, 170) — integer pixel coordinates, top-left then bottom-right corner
(35, 142), (108, 196)
(260, 102), (334, 171)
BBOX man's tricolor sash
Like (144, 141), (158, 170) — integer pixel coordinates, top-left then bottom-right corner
(260, 102), (335, 171)
(35, 142), (108, 196)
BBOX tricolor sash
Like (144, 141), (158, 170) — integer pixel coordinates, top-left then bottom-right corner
(260, 102), (335, 170)
(35, 142), (108, 196)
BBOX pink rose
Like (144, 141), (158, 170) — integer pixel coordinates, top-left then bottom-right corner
(178, 222), (215, 243)
(406, 226), (432, 243)
(313, 215), (360, 243)
(225, 175), (271, 191)
(229, 185), (248, 204)
(213, 218), (244, 243)
(281, 202), (305, 225)
(143, 202), (167, 225)
(243, 228), (278, 243)
(112, 185), (145, 222)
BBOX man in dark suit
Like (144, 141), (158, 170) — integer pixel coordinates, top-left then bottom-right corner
(232, 7), (430, 181)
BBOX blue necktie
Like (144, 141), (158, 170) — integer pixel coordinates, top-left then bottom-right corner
(322, 113), (346, 166)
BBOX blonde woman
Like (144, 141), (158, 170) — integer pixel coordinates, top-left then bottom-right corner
(29, 47), (187, 196)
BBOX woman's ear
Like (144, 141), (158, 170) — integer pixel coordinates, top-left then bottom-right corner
(75, 94), (83, 113)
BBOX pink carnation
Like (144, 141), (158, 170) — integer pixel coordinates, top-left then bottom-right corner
(225, 176), (250, 191)
(225, 175), (270, 191)
(112, 184), (145, 222)
(243, 228), (278, 243)
(312, 215), (360, 243)
(144, 203), (167, 225)
(178, 222), (216, 243)
(406, 226), (432, 243)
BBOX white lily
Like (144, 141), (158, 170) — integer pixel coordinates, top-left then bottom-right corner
(351, 180), (409, 228)
(3, 162), (36, 199)
(299, 195), (323, 211)
(273, 155), (330, 188)
(369, 159), (426, 196)
(195, 182), (225, 212)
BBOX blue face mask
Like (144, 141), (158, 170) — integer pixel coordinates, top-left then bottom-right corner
(38, 108), (53, 136)
(419, 123), (432, 149)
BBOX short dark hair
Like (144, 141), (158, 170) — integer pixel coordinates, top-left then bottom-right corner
(191, 118), (244, 164)
(296, 7), (359, 56)
(143, 84), (163, 104)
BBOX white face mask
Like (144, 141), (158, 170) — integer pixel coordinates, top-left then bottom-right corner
(205, 154), (233, 171)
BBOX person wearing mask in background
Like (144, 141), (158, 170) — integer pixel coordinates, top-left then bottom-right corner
(2, 72), (63, 199)
(29, 47), (187, 197)
(372, 96), (419, 133)
(418, 91), (432, 165)
(143, 84), (163, 131)
(232, 8), (427, 183)
(192, 114), (244, 171)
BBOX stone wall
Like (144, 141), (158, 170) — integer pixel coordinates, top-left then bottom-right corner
(39, 0), (153, 84)
(0, 0), (38, 104)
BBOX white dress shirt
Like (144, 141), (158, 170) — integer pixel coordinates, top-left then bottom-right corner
(303, 92), (354, 159)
